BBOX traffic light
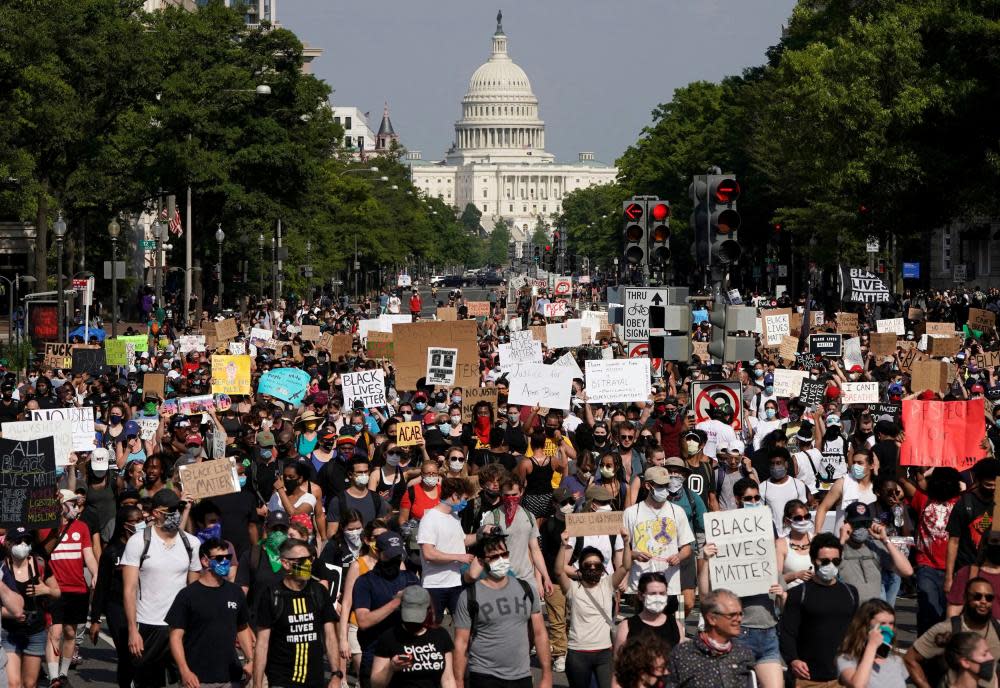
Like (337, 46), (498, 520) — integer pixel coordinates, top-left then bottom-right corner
(689, 177), (710, 265)
(648, 301), (692, 361)
(648, 201), (671, 266)
(707, 174), (741, 264)
(533, 245), (540, 264)
(707, 304), (755, 363)
(507, 242), (516, 262)
(622, 200), (646, 266)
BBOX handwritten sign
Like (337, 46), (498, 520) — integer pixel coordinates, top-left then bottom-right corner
(0, 436), (59, 529)
(900, 399), (988, 470)
(974, 351), (1000, 370)
(546, 320), (584, 349)
(566, 511), (624, 537)
(210, 355), (252, 395)
(870, 332), (898, 357)
(507, 363), (575, 410)
(177, 458), (240, 500)
(499, 334), (543, 371)
(396, 421), (424, 447)
(366, 331), (394, 359)
(214, 318), (238, 341)
(585, 358), (650, 404)
(778, 335), (799, 362)
(841, 381), (879, 405)
(178, 335), (206, 353)
(761, 308), (791, 347)
(544, 301), (567, 319)
(836, 312), (859, 334)
(137, 418), (159, 441)
(969, 308), (996, 331)
(928, 335), (961, 359)
(705, 510), (777, 597)
(341, 370), (387, 410)
(258, 368), (312, 406)
(773, 369), (808, 398)
(466, 301), (490, 318)
(461, 387), (500, 423)
(2, 420), (73, 467)
(925, 322), (954, 336)
(553, 351), (584, 379)
(249, 327), (274, 348)
(300, 325), (321, 341)
(44, 343), (73, 369)
(31, 407), (95, 453)
(228, 342), (246, 355)
(71, 347), (106, 376)
(876, 318), (905, 336)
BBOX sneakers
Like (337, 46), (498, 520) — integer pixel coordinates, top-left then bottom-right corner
(50, 675), (68, 688)
(552, 655), (566, 673)
(71, 652), (83, 669)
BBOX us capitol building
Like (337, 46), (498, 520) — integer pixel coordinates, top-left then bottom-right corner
(408, 12), (617, 247)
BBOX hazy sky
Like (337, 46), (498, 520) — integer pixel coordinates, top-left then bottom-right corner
(279, 0), (797, 166)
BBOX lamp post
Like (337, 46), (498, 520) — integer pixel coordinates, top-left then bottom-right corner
(152, 219), (164, 307)
(258, 233), (264, 300)
(215, 224), (225, 312)
(271, 236), (276, 304)
(305, 239), (311, 304)
(108, 218), (121, 337)
(53, 213), (68, 342)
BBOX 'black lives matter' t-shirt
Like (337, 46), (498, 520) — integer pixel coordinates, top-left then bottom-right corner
(373, 625), (454, 688)
(256, 580), (336, 687)
(164, 580), (249, 683)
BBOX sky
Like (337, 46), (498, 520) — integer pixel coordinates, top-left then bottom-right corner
(278, 0), (798, 166)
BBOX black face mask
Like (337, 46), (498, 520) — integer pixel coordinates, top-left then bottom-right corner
(545, 427), (556, 437)
(594, 435), (608, 446)
(482, 488), (500, 504)
(376, 556), (403, 579)
(664, 411), (678, 424)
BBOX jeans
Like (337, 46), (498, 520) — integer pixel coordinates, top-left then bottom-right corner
(916, 566), (947, 635)
(736, 626), (782, 664)
(881, 570), (902, 608)
(468, 674), (533, 688)
(564, 649), (612, 688)
(544, 585), (568, 657)
(426, 585), (463, 620)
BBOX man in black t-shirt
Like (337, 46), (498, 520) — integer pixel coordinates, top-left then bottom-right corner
(166, 538), (254, 687)
(253, 538), (341, 688)
(946, 458), (1000, 589)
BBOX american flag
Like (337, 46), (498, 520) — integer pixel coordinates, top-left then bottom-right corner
(159, 207), (183, 236)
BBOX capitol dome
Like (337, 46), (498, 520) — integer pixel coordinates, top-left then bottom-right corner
(467, 46), (533, 95)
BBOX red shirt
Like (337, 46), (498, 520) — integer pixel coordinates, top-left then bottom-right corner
(911, 489), (959, 570)
(409, 295), (422, 313)
(37, 520), (92, 593)
(400, 483), (440, 521)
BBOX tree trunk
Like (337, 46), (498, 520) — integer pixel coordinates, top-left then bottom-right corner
(35, 181), (49, 287)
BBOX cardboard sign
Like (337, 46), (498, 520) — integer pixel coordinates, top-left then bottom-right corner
(396, 421), (424, 447)
(969, 308), (996, 331)
(692, 341), (710, 362)
(0, 436), (59, 529)
(836, 312), (859, 334)
(565, 511), (624, 538)
(529, 325), (548, 344)
(585, 358), (650, 404)
(104, 339), (130, 366)
(215, 318), (238, 341)
(974, 351), (1000, 370)
(341, 369), (387, 409)
(143, 373), (165, 399)
(840, 381), (879, 405)
(258, 368), (312, 406)
(925, 322), (954, 336)
(71, 346), (106, 376)
(507, 363), (576, 410)
(136, 418), (159, 441)
(900, 399), (988, 470)
(799, 379), (827, 406)
(327, 334), (354, 359)
(210, 355), (252, 395)
(436, 306), (457, 321)
(870, 332), (898, 357)
(705, 510), (777, 598)
(392, 320), (478, 390)
(177, 457), (240, 500)
(809, 334), (842, 357)
(929, 336), (962, 358)
(44, 343), (74, 369)
(2, 420), (73, 467)
(778, 335), (799, 362)
(31, 407), (95, 453)
(249, 327), (274, 348)
(761, 308), (792, 347)
(300, 325), (321, 341)
(908, 308), (925, 321)
(912, 359), (949, 394)
(900, 346), (928, 374)
(426, 347), (458, 386)
(877, 318), (905, 336)
(366, 331), (394, 359)
(544, 301), (567, 319)
(773, 369), (808, 398)
(466, 301), (490, 318)
(462, 387), (500, 423)
(178, 335), (206, 353)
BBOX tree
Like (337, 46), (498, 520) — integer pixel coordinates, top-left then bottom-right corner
(486, 222), (511, 266)
(460, 203), (483, 233)
(531, 217), (549, 248)
(557, 183), (628, 269)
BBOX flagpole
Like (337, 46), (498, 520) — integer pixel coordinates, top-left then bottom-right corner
(185, 184), (192, 327)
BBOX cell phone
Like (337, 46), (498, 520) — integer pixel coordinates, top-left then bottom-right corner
(876, 643), (891, 658)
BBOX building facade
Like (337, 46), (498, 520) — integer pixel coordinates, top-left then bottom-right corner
(408, 12), (616, 244)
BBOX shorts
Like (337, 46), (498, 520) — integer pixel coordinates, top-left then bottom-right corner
(736, 626), (782, 665)
(680, 552), (697, 591)
(48, 591), (89, 626)
(348, 624), (361, 656)
(1, 628), (47, 656)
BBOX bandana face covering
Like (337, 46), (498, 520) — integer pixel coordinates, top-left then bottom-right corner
(501, 494), (521, 527)
(289, 558), (312, 580)
(263, 530), (288, 573)
(474, 416), (491, 446)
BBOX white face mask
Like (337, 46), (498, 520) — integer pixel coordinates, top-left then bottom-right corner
(353, 474), (369, 487)
(344, 529), (362, 546)
(685, 440), (700, 454)
(402, 412), (413, 422)
(449, 460), (464, 472)
(559, 503), (575, 514)
(600, 467), (615, 479)
(10, 543), (31, 560)
(488, 557), (511, 579)
(643, 593), (668, 614)
(651, 487), (669, 503)
(594, 504), (612, 512)
(422, 475), (439, 488)
(667, 475), (684, 493)
(450, 415), (462, 426)
(789, 519), (814, 533)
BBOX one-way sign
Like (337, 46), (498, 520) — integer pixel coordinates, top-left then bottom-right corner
(623, 288), (672, 341)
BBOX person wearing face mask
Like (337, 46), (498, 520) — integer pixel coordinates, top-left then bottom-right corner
(453, 533), (552, 688)
(622, 467), (695, 608)
(235, 510), (290, 629)
(834, 599), (908, 688)
(657, 458), (706, 615)
(814, 411), (848, 492)
(564, 486), (625, 578)
(695, 404), (739, 462)
(779, 533), (859, 687)
(749, 399), (786, 453)
(501, 404), (528, 455)
(652, 397), (685, 458)
(317, 511), (365, 599)
(165, 538), (255, 688)
(836, 502), (913, 605)
(946, 458), (1000, 595)
(680, 430), (719, 512)
(942, 633), (998, 688)
(120, 489), (201, 688)
(0, 382), (23, 423)
(252, 538), (342, 688)
(906, 579), (1000, 688)
(370, 585), (456, 688)
(713, 443), (758, 511)
(613, 571), (681, 653)
(776, 500), (815, 589)
(749, 373), (780, 422)
(292, 410), (322, 459)
(2, 527), (61, 688)
(759, 448), (811, 536)
(352, 532), (420, 688)
(538, 485), (574, 672)
(324, 459), (390, 538)
(555, 533), (629, 688)
(398, 461), (442, 529)
(416, 477), (475, 619)
(815, 449), (878, 535)
(370, 442), (410, 508)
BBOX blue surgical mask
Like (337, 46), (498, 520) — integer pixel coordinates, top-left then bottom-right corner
(353, 423), (363, 432)
(765, 408), (777, 420)
(238, 476), (247, 488)
(261, 449), (273, 460)
(451, 396), (462, 404)
(851, 464), (866, 480)
(415, 402), (427, 411)
(450, 498), (468, 516)
(754, 370), (764, 378)
(209, 558), (232, 578)
(764, 386), (774, 396)
(438, 423), (451, 434)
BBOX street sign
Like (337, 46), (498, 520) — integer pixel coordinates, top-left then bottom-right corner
(141, 240), (156, 250)
(777, 265), (788, 278)
(690, 380), (743, 431)
(627, 342), (663, 378)
(902, 262), (920, 279)
(866, 236), (879, 253)
(622, 288), (672, 342)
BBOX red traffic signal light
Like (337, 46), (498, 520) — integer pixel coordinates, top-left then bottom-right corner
(713, 179), (740, 203)
(624, 202), (643, 221)
(651, 203), (670, 221)
(545, 245), (551, 252)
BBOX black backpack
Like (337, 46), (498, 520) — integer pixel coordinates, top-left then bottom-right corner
(466, 577), (534, 640)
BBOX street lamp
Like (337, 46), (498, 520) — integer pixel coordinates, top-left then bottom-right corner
(258, 233), (264, 299)
(305, 240), (312, 304)
(53, 213), (68, 342)
(152, 219), (165, 307)
(215, 224), (225, 312)
(108, 218), (121, 337)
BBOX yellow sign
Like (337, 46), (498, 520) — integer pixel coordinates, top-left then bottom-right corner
(210, 355), (252, 395)
(396, 421), (424, 447)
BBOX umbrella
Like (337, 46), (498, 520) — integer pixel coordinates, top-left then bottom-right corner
(69, 326), (106, 342)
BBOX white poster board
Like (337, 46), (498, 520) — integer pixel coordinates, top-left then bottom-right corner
(840, 381), (879, 404)
(341, 370), (387, 409)
(507, 363), (575, 410)
(843, 337), (864, 370)
(553, 351), (584, 379)
(876, 318), (906, 336)
(772, 369), (808, 398)
(704, 510), (777, 598)
(585, 358), (650, 403)
(31, 407), (96, 453)
(546, 320), (583, 349)
(426, 347), (458, 386)
(763, 311), (790, 347)
(2, 420), (74, 467)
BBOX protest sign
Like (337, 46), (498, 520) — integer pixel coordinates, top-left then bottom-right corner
(499, 338), (544, 371)
(31, 407), (95, 453)
(546, 320), (583, 349)
(899, 346), (928, 374)
(585, 359), (650, 403)
(178, 335), (206, 353)
(544, 301), (567, 319)
(210, 355), (252, 395)
(761, 308), (792, 347)
(324, 334), (353, 358)
(44, 343), (73, 369)
(843, 337), (864, 370)
(553, 351), (584, 379)
(811, 311), (826, 328)
(136, 418), (159, 441)
(877, 318), (905, 336)
(392, 321), (479, 390)
(969, 308), (996, 331)
(104, 339), (129, 366)
(341, 370), (387, 409)
(692, 341), (710, 362)
(177, 457), (240, 500)
(117, 334), (148, 352)
(249, 327), (274, 348)
(426, 347), (458, 386)
(396, 421), (424, 447)
(300, 325), (321, 341)
(773, 369), (808, 398)
(925, 322), (954, 336)
(462, 387), (500, 422)
(870, 332), (898, 357)
(565, 511), (624, 538)
(228, 342), (246, 355)
(809, 334), (842, 357)
(912, 359), (949, 394)
(366, 331), (394, 359)
(900, 399), (988, 471)
(258, 368), (312, 406)
(0, 436), (59, 529)
(705, 510), (777, 597)
(529, 325), (548, 344)
(836, 312), (859, 334)
(778, 335), (799, 362)
(841, 382), (879, 405)
(840, 266), (890, 303)
(144, 373), (165, 399)
(507, 363), (575, 410)
(215, 318), (238, 341)
(2, 420), (72, 467)
(974, 351), (1000, 370)
(466, 301), (490, 318)
(798, 379), (827, 406)
(436, 306), (457, 321)
(929, 336), (962, 358)
(71, 346), (105, 376)
(871, 403), (902, 421)
(177, 395), (215, 415)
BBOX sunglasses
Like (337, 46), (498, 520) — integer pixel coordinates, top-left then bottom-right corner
(448, 456), (466, 462)
(789, 515), (810, 523)
(970, 593), (996, 602)
(817, 557), (843, 567)
(741, 496), (762, 503)
(484, 551), (509, 563)
(207, 554), (232, 564)
(711, 610), (744, 620)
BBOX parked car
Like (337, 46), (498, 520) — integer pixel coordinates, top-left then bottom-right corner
(442, 275), (465, 288)
(477, 270), (504, 286)
(430, 275), (445, 286)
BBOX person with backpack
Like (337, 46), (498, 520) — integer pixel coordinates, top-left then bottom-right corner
(453, 532), (552, 688)
(324, 458), (390, 537)
(904, 577), (1000, 688)
(564, 485), (623, 577)
(416, 477), (475, 619)
(252, 538), (342, 688)
(236, 510), (290, 627)
(121, 489), (201, 688)
(370, 585), (455, 688)
(661, 457), (706, 616)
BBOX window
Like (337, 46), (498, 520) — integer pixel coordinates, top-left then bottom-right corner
(333, 116), (341, 125)
(509, 204), (513, 212)
(483, 189), (488, 198)
(543, 205), (546, 212)
(357, 137), (364, 149)
(483, 205), (487, 212)
(523, 206), (527, 212)
(978, 237), (991, 277)
(344, 136), (352, 148)
(942, 229), (952, 273)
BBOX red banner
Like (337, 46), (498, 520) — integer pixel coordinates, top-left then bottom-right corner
(900, 398), (988, 471)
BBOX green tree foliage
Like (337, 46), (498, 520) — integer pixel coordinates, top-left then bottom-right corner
(556, 183), (628, 270)
(486, 221), (511, 266)
(460, 203), (483, 233)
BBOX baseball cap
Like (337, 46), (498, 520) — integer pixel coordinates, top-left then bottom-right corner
(849, 365), (864, 373)
(552, 485), (573, 504)
(375, 532), (406, 559)
(795, 421), (815, 442)
(125, 420), (141, 437)
(151, 489), (181, 510)
(266, 510), (290, 529)
(585, 484), (613, 501)
(257, 430), (276, 447)
(643, 466), (670, 485)
(844, 501), (873, 525)
(58, 489), (78, 504)
(764, 373), (774, 385)
(399, 585), (431, 624)
(971, 383), (985, 394)
(337, 435), (357, 447)
(185, 433), (204, 447)
(90, 447), (110, 476)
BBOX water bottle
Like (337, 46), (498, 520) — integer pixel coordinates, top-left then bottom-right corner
(892, 505), (904, 529)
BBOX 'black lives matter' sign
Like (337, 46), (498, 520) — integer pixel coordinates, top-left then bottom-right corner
(0, 436), (58, 529)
